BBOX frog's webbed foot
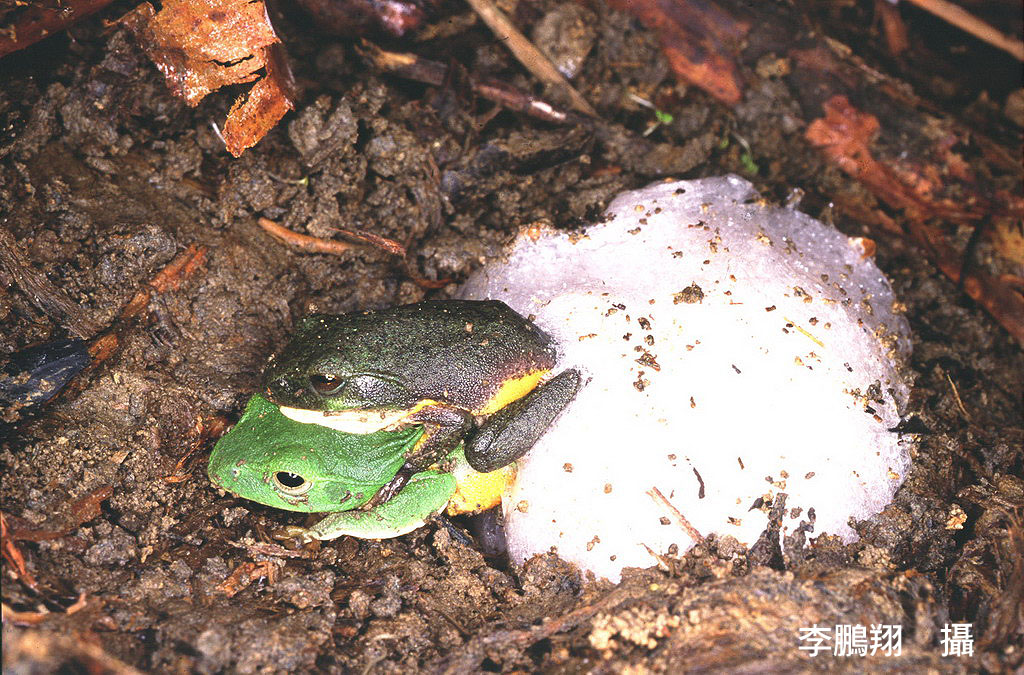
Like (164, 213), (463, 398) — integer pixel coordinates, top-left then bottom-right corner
(278, 524), (318, 544)
(403, 404), (474, 471)
(465, 368), (581, 473)
(299, 470), (457, 540)
(431, 513), (476, 548)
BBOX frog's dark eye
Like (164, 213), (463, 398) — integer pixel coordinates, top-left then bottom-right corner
(273, 471), (312, 496)
(309, 373), (345, 396)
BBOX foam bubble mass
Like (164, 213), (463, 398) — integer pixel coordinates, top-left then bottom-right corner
(460, 176), (914, 582)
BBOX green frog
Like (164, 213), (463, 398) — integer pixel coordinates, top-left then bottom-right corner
(208, 394), (515, 539)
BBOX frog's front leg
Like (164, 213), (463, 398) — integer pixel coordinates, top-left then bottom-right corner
(402, 404), (474, 470)
(301, 470), (457, 540)
(466, 368), (581, 472)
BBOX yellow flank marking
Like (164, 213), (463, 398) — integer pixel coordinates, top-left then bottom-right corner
(403, 399), (440, 419)
(447, 463), (517, 516)
(474, 370), (548, 415)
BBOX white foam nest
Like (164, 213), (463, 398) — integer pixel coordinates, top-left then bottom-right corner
(460, 175), (914, 582)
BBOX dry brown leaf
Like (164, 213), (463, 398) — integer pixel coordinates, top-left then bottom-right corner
(217, 560), (279, 596)
(127, 0), (293, 155)
(222, 45), (295, 156)
(131, 0), (278, 104)
(607, 0), (748, 105)
(992, 220), (1024, 267)
(1, 512), (38, 591)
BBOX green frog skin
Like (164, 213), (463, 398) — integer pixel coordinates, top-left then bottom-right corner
(208, 394), (461, 539)
(261, 300), (581, 474)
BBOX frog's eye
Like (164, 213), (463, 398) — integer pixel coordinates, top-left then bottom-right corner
(273, 471), (313, 496)
(309, 373), (345, 396)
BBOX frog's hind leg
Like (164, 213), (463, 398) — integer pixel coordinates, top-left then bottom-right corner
(465, 368), (581, 473)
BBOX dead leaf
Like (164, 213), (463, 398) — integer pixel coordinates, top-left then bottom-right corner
(992, 220), (1024, 267)
(1, 512), (37, 590)
(222, 44), (295, 156)
(7, 486), (113, 543)
(607, 0), (748, 105)
(218, 560), (279, 596)
(129, 0), (278, 104)
(126, 0), (293, 155)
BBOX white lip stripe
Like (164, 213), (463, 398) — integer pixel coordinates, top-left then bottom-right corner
(278, 406), (408, 433)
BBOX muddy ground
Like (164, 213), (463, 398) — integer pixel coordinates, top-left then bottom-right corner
(1, 0), (1022, 672)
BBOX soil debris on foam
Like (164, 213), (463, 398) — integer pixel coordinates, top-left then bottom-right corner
(462, 176), (915, 582)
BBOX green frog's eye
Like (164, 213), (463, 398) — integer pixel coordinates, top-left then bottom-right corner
(309, 373), (345, 396)
(273, 471), (312, 496)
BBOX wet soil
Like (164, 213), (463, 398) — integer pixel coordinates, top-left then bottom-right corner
(2, 1), (1021, 672)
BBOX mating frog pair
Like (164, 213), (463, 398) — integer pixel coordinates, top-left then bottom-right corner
(208, 300), (580, 540)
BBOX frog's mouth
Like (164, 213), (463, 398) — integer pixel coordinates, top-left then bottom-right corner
(278, 400), (439, 434)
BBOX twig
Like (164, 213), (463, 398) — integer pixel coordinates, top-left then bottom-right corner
(0, 227), (99, 338)
(258, 216), (407, 258)
(0, 0), (115, 58)
(783, 317), (825, 348)
(65, 592), (89, 615)
(1, 603), (49, 626)
(462, 0), (598, 117)
(417, 599), (470, 639)
(903, 0), (1024, 61)
(328, 226), (407, 257)
(257, 218), (353, 254)
(229, 540), (317, 559)
(647, 486), (704, 544)
(58, 244), (207, 402)
(876, 0), (910, 56)
(358, 41), (577, 125)
(260, 217), (407, 256)
(3, 594), (89, 624)
(89, 244), (208, 361)
(944, 370), (973, 424)
(259, 217), (454, 290)
(641, 542), (680, 576)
